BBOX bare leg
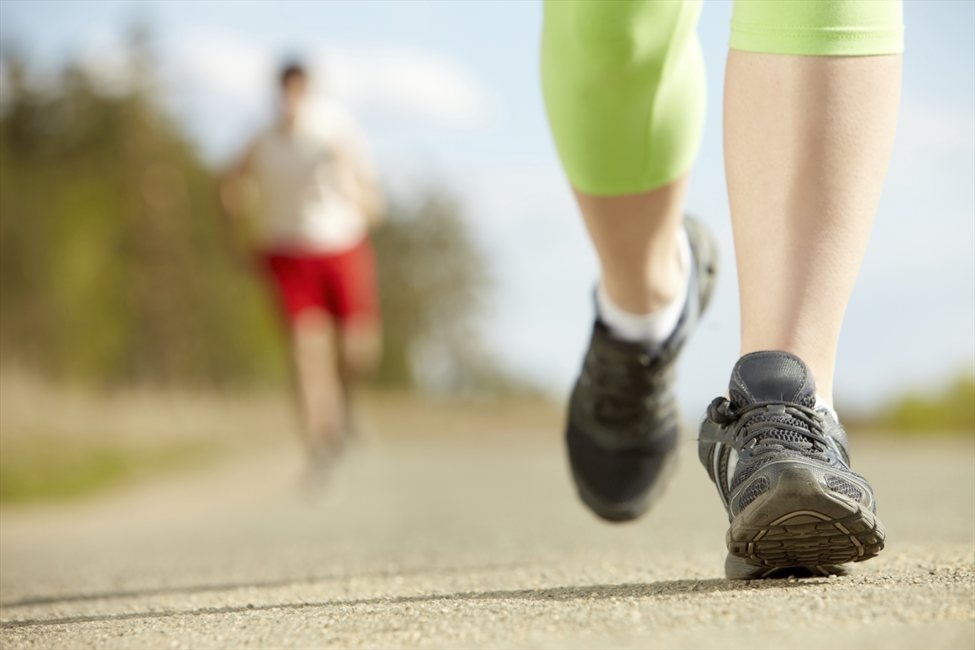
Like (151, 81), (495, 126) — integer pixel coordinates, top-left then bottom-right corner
(575, 175), (689, 315)
(336, 319), (381, 438)
(289, 310), (345, 453)
(725, 52), (902, 403)
(338, 319), (382, 383)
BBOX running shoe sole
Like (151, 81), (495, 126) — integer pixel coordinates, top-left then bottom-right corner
(725, 466), (885, 579)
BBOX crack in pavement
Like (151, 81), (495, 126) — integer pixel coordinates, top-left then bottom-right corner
(0, 561), (531, 609)
(1, 578), (797, 629)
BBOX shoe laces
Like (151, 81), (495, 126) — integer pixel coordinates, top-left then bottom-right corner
(590, 351), (667, 425)
(707, 397), (830, 462)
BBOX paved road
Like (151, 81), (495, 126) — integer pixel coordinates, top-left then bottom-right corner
(1, 433), (973, 649)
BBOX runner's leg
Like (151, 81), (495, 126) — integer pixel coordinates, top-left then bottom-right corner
(290, 309), (346, 453)
(725, 0), (903, 402)
(541, 0), (715, 523)
(330, 240), (383, 384)
(263, 253), (347, 454)
(542, 0), (705, 317)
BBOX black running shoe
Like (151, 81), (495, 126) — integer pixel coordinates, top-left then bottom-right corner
(566, 217), (718, 522)
(699, 351), (885, 579)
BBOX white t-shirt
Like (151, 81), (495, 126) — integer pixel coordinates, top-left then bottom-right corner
(249, 101), (373, 253)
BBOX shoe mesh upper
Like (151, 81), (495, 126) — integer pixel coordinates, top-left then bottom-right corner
(737, 476), (770, 510)
(825, 475), (863, 501)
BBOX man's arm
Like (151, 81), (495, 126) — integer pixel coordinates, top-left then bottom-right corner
(350, 151), (385, 230)
(337, 122), (384, 229)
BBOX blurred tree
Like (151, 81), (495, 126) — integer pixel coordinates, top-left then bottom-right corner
(881, 375), (975, 434)
(372, 191), (508, 393)
(0, 35), (284, 387)
(0, 32), (509, 393)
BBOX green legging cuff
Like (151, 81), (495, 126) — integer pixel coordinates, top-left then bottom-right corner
(731, 0), (904, 56)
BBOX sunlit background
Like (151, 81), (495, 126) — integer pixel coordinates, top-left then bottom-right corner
(1, 0), (972, 502)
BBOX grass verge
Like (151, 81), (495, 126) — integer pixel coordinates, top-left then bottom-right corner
(0, 434), (222, 503)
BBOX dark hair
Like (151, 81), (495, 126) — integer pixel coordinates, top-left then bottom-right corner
(279, 61), (307, 86)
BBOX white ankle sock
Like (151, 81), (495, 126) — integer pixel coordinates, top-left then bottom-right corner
(815, 394), (838, 422)
(596, 229), (691, 345)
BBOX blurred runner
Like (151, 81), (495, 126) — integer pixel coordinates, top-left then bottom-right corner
(219, 61), (383, 483)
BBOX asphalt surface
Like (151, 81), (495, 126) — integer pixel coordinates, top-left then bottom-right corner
(1, 433), (973, 649)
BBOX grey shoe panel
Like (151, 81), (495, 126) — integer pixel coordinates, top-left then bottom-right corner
(730, 350), (816, 408)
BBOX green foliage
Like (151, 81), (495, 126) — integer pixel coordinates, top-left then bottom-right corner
(0, 434), (218, 503)
(372, 192), (496, 391)
(0, 35), (502, 392)
(879, 375), (975, 435)
(0, 46), (285, 387)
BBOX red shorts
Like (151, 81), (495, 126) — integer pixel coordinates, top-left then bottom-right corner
(261, 239), (380, 323)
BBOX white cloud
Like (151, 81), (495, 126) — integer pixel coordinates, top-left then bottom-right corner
(61, 29), (497, 164)
(77, 29), (135, 97)
(319, 46), (495, 128)
(158, 31), (494, 130)
(170, 32), (274, 103)
(108, 30), (498, 164)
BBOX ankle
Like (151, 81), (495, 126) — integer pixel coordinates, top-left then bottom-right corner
(597, 230), (691, 345)
(600, 276), (680, 314)
(599, 231), (688, 314)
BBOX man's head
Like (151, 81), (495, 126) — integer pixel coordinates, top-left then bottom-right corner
(278, 61), (309, 125)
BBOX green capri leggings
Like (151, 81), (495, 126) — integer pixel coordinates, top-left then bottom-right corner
(542, 0), (904, 196)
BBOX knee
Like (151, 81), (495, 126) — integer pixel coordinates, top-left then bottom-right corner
(341, 327), (382, 379)
(288, 312), (338, 381)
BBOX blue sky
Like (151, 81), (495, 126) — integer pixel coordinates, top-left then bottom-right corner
(2, 1), (973, 411)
